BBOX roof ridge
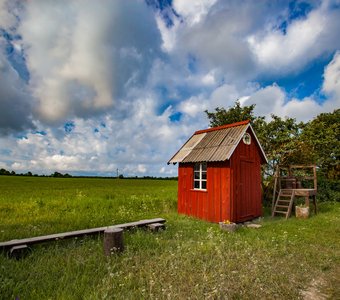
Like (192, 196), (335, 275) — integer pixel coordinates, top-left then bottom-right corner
(194, 120), (250, 135)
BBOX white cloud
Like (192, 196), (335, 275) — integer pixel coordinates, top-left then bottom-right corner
(243, 84), (285, 119)
(178, 95), (208, 117)
(156, 13), (179, 52)
(0, 0), (13, 28)
(158, 1), (288, 80)
(18, 0), (161, 123)
(248, 3), (340, 75)
(173, 0), (217, 26)
(201, 71), (217, 86)
(0, 0), (21, 30)
(0, 50), (35, 134)
(0, 90), (188, 176)
(159, 0), (340, 81)
(137, 164), (147, 173)
(176, 8), (255, 79)
(209, 84), (243, 109)
(323, 51), (340, 102)
(281, 97), (323, 121)
(1, 1), (339, 177)
(241, 50), (340, 122)
(240, 84), (327, 122)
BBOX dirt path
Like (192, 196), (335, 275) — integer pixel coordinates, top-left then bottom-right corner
(301, 278), (329, 300)
(301, 267), (340, 300)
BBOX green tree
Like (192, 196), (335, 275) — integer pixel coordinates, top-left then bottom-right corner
(256, 115), (307, 175)
(204, 102), (340, 202)
(0, 168), (10, 175)
(205, 102), (307, 203)
(205, 101), (259, 127)
(301, 109), (340, 180)
(205, 102), (305, 175)
(52, 171), (63, 178)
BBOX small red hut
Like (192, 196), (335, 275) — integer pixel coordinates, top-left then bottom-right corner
(168, 120), (267, 223)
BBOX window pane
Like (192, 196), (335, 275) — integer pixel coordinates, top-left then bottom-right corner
(193, 162), (207, 190)
(243, 133), (251, 145)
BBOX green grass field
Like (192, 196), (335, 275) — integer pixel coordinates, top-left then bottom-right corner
(0, 176), (339, 299)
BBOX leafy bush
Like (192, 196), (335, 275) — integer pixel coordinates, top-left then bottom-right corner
(317, 176), (340, 202)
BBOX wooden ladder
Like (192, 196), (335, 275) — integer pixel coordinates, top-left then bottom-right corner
(272, 189), (295, 219)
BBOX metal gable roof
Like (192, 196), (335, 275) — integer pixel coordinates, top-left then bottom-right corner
(167, 120), (268, 164)
(167, 132), (206, 164)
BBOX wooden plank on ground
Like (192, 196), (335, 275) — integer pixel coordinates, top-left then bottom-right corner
(147, 223), (166, 232)
(0, 218), (166, 250)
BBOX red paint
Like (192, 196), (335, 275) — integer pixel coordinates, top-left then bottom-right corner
(194, 120), (250, 135)
(177, 128), (263, 223)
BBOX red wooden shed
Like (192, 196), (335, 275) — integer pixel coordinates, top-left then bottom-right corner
(168, 120), (267, 223)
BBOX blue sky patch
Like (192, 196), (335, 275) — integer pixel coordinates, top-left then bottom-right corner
(35, 130), (47, 136)
(146, 0), (177, 27)
(278, 1), (313, 34)
(2, 29), (30, 82)
(169, 111), (182, 122)
(187, 54), (198, 73)
(259, 55), (333, 101)
(64, 122), (75, 133)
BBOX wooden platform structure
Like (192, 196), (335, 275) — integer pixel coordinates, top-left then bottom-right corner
(272, 165), (317, 219)
(0, 218), (166, 254)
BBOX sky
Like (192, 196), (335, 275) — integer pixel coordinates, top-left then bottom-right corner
(0, 0), (339, 177)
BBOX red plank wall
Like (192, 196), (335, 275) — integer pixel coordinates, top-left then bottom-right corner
(207, 161), (231, 223)
(230, 128), (262, 222)
(177, 128), (263, 223)
(178, 161), (231, 223)
(178, 163), (209, 220)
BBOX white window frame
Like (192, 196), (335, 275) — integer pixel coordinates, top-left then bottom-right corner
(243, 132), (251, 145)
(193, 162), (207, 190)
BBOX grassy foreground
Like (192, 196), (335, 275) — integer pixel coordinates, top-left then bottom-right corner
(0, 176), (339, 299)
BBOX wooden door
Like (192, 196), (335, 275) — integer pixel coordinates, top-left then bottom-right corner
(237, 160), (255, 221)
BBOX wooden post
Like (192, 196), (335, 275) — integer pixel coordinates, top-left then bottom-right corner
(103, 228), (124, 255)
(147, 222), (166, 232)
(313, 165), (317, 191)
(272, 167), (278, 214)
(9, 244), (29, 259)
(313, 195), (318, 214)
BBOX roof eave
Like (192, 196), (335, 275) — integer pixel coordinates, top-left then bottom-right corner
(248, 125), (268, 164)
(167, 121), (268, 165)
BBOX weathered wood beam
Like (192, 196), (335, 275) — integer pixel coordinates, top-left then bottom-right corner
(0, 218), (166, 251)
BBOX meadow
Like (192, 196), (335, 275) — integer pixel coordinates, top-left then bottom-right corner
(0, 176), (339, 299)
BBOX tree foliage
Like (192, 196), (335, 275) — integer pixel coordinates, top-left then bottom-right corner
(0, 168), (11, 176)
(205, 103), (340, 202)
(205, 101), (259, 127)
(300, 109), (340, 179)
(205, 103), (308, 175)
(0, 169), (72, 178)
(254, 115), (309, 174)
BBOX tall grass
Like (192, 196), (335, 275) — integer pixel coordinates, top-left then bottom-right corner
(0, 176), (339, 299)
(0, 176), (177, 241)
